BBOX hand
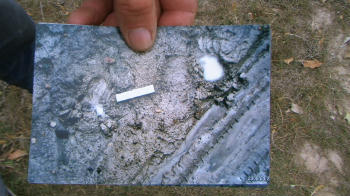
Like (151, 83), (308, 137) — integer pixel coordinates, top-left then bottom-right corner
(68, 0), (197, 52)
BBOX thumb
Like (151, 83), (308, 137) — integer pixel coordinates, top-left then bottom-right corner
(116, 0), (160, 52)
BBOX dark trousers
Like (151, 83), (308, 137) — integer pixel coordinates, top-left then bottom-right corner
(0, 0), (35, 195)
(0, 0), (35, 93)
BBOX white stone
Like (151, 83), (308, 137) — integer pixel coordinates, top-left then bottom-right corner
(199, 55), (224, 82)
(50, 121), (56, 128)
(100, 123), (108, 131)
(95, 104), (105, 117)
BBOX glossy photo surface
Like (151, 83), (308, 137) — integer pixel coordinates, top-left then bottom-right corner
(28, 24), (271, 186)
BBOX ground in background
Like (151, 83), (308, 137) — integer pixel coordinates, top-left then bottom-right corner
(0, 0), (349, 195)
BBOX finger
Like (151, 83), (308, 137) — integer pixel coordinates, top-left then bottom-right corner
(115, 0), (160, 51)
(158, 0), (197, 26)
(102, 12), (119, 26)
(68, 0), (113, 25)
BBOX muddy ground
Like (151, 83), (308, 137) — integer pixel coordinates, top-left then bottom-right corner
(0, 0), (349, 195)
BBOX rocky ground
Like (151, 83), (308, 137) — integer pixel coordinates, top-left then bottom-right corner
(0, 0), (349, 195)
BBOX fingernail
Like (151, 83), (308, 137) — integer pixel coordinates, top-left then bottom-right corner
(128, 28), (152, 51)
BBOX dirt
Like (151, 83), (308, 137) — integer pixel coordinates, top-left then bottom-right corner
(328, 32), (350, 119)
(311, 8), (333, 31)
(292, 5), (349, 196)
(1, 0), (350, 195)
(295, 142), (345, 196)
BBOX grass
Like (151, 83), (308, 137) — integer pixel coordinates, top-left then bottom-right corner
(0, 0), (349, 195)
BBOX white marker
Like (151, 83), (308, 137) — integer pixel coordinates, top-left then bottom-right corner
(116, 85), (155, 102)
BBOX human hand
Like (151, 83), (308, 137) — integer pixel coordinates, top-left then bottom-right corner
(68, 0), (197, 52)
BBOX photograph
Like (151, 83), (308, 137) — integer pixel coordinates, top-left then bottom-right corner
(29, 24), (270, 185)
(0, 0), (349, 195)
